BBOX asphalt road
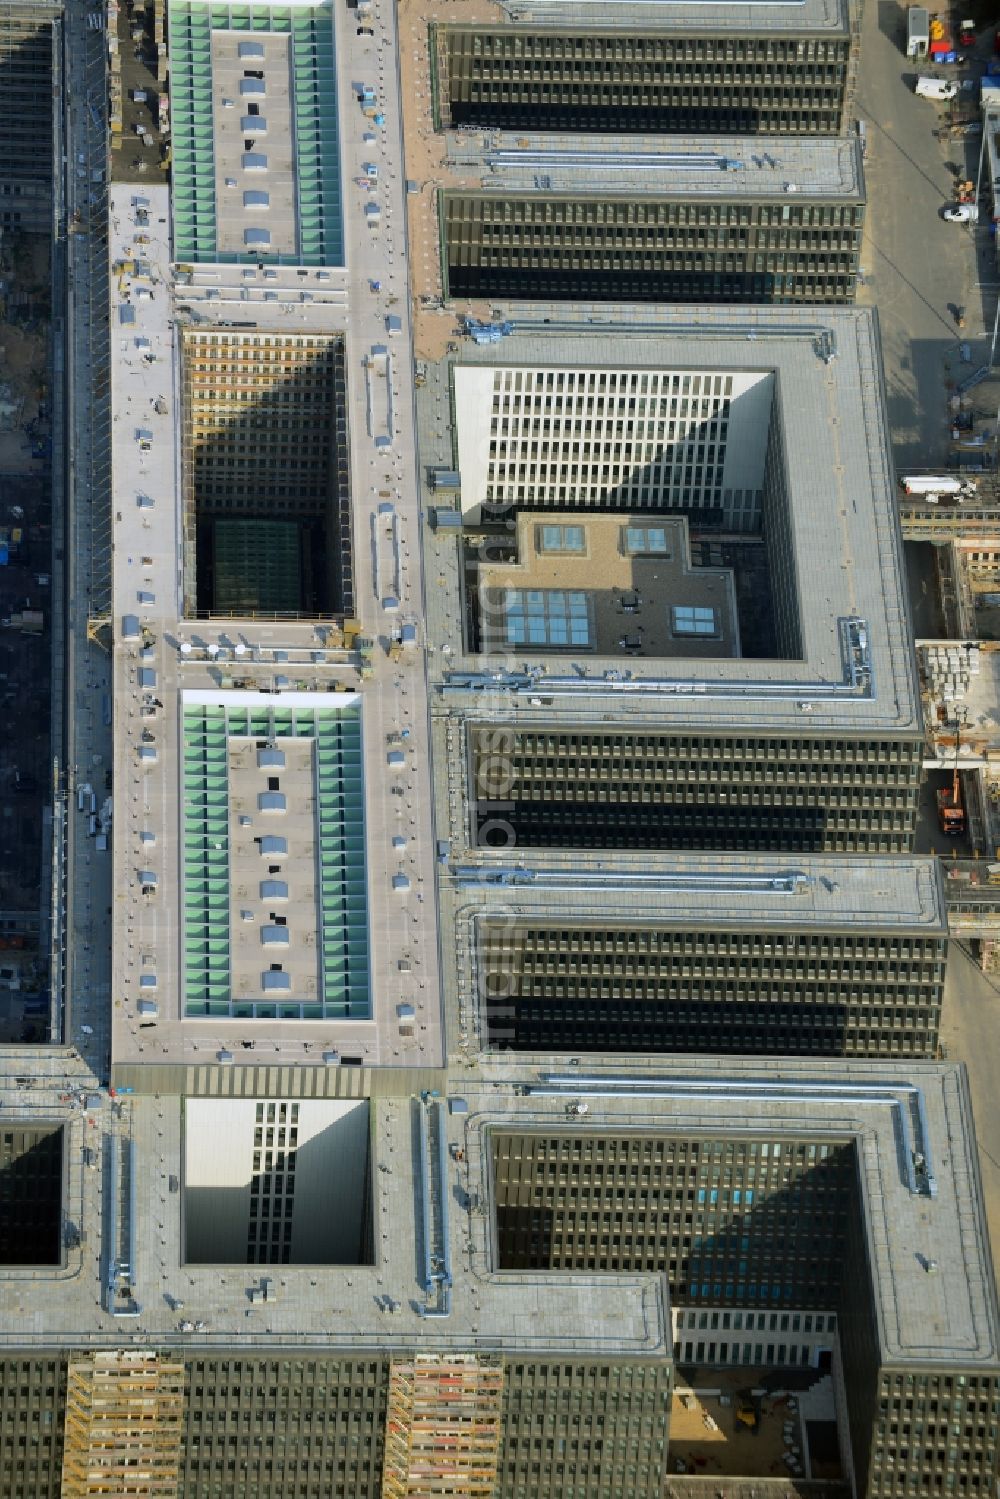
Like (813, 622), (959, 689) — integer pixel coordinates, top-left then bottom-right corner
(856, 8), (1000, 1271)
(856, 0), (997, 469)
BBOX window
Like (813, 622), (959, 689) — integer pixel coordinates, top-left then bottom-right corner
(623, 525), (671, 556)
(505, 590), (592, 648)
(537, 524), (585, 554)
(672, 604), (719, 637)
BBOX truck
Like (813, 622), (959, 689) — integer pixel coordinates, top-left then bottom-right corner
(907, 5), (930, 57)
(937, 765), (966, 835)
(899, 474), (976, 497)
(915, 76), (958, 99)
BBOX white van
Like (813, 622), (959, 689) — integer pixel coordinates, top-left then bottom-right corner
(915, 76), (958, 100)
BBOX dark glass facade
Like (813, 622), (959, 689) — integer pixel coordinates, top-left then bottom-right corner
(0, 7), (55, 231)
(438, 27), (851, 136)
(481, 921), (947, 1058)
(442, 193), (864, 305)
(470, 726), (924, 854)
(491, 1129), (1000, 1497)
(0, 1125), (63, 1266)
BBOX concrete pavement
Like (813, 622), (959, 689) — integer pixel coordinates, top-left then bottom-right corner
(856, 0), (997, 469)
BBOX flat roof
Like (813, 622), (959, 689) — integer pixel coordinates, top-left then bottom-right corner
(180, 691), (369, 1022)
(492, 0), (850, 32)
(107, 182), (444, 1073)
(167, 0), (343, 267)
(442, 132), (864, 201)
(418, 306), (922, 738)
(475, 513), (741, 661)
(442, 851), (949, 937)
(211, 31), (298, 258)
(474, 1057), (1000, 1372)
(1, 1059), (996, 1375)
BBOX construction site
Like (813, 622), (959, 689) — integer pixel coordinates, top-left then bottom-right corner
(669, 1371), (844, 1487)
(899, 474), (1000, 968)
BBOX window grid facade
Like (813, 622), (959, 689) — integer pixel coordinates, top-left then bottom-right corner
(180, 330), (353, 617)
(673, 1306), (838, 1370)
(438, 28), (851, 137)
(179, 1357), (390, 1496)
(481, 367), (734, 515)
(248, 1101), (301, 1264)
(0, 1358), (65, 1499)
(182, 333), (344, 514)
(762, 392), (801, 657)
(471, 727), (924, 853)
(497, 1359), (672, 1499)
(0, 1126), (63, 1266)
(492, 1131), (854, 1304)
(867, 1370), (1000, 1497)
(0, 8), (55, 231)
(443, 193), (864, 305)
(481, 923), (946, 1058)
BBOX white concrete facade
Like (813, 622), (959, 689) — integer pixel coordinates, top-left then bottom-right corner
(184, 1097), (370, 1264)
(453, 365), (774, 526)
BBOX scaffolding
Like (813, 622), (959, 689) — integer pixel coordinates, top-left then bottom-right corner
(60, 1351), (186, 1498)
(382, 1354), (505, 1498)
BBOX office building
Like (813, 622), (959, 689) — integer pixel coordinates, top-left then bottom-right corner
(422, 311), (923, 855)
(434, 0), (856, 136)
(0, 1063), (997, 1497)
(440, 135), (864, 304)
(0, 2), (60, 231)
(453, 854), (948, 1058)
(31, 0), (999, 1489)
(107, 158), (441, 1084)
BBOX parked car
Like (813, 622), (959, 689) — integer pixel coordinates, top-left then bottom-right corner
(943, 204), (979, 222)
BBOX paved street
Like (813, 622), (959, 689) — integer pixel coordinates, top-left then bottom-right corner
(856, 8), (1000, 1277)
(939, 941), (1000, 1261)
(856, 0), (997, 469)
